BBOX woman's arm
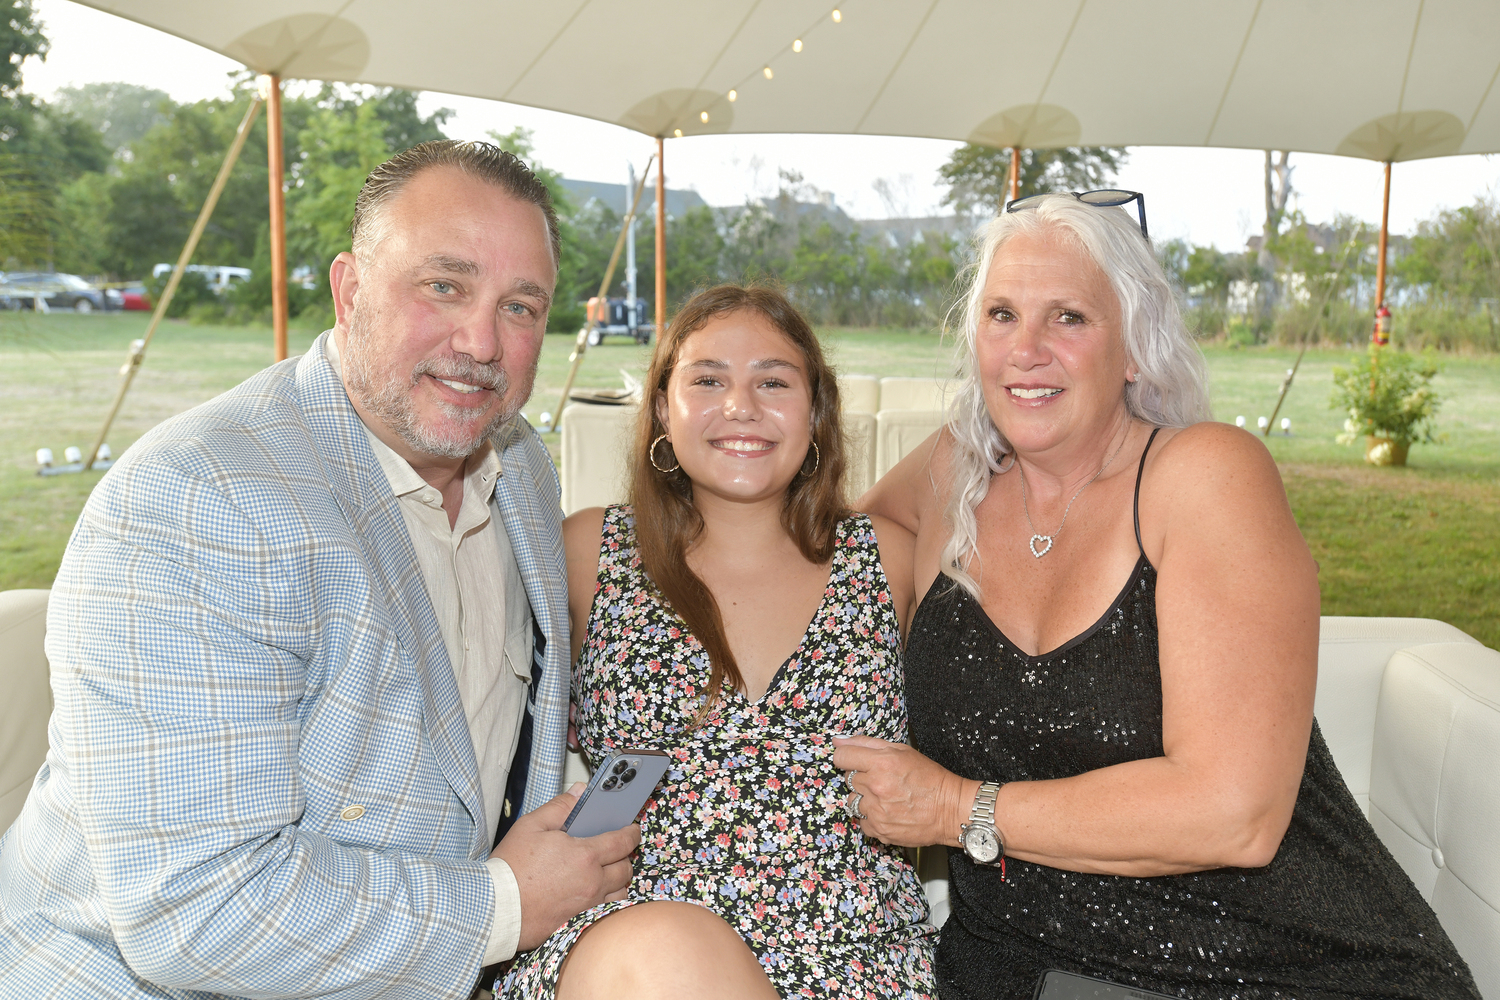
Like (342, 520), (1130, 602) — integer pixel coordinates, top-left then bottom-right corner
(561, 507), (607, 667)
(856, 428), (944, 534)
(839, 425), (1321, 875)
(867, 514), (916, 636)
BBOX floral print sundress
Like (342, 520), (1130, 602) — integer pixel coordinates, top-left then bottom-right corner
(501, 505), (936, 999)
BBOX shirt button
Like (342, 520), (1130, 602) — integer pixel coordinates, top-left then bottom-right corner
(340, 805), (366, 821)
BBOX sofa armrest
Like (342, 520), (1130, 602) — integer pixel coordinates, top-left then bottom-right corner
(1314, 616), (1479, 816)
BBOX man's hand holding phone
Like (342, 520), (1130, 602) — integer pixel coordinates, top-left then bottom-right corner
(491, 785), (638, 952)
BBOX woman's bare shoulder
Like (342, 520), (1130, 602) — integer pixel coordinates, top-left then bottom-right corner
(562, 506), (609, 558)
(1150, 421), (1283, 495)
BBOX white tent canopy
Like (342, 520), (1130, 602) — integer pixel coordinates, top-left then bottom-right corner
(79, 0), (1500, 161)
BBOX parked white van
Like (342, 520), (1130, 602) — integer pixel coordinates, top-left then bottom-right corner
(151, 264), (252, 294)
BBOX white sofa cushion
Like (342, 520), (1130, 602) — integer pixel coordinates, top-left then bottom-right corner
(1368, 641), (1500, 998)
(843, 411), (877, 503)
(1314, 616), (1479, 816)
(560, 402), (639, 515)
(838, 374), (881, 415)
(1, 589), (51, 833)
(875, 410), (945, 480)
(877, 377), (952, 412)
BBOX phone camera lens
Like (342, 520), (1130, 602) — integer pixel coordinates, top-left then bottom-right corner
(601, 775), (619, 790)
(611, 759), (629, 776)
(620, 767), (637, 785)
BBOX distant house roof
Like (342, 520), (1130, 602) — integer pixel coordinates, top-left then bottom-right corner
(557, 178), (708, 218)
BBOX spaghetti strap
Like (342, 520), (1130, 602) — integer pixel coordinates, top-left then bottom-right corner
(1133, 427), (1162, 557)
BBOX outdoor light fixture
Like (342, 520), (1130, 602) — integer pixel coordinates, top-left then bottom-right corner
(793, 38), (803, 52)
(832, 8), (843, 21)
(35, 442), (113, 476)
(1281, 418), (1292, 434)
(1235, 415), (1246, 428)
(728, 89), (737, 102)
(763, 66), (773, 79)
(1257, 416), (1270, 430)
(700, 111), (709, 123)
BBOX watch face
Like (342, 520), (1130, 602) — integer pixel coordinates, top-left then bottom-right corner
(963, 824), (1001, 863)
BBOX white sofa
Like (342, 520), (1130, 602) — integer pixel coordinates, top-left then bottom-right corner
(5, 604), (1494, 995)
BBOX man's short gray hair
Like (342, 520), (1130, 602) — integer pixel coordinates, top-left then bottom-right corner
(350, 139), (561, 265)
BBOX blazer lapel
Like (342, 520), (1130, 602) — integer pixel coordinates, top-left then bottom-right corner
(294, 334), (488, 855)
(490, 418), (570, 813)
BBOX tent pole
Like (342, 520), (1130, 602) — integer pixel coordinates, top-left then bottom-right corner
(265, 74), (289, 362)
(1374, 161), (1392, 311)
(547, 160), (654, 430)
(1008, 146), (1021, 204)
(82, 97), (263, 471)
(655, 136), (666, 336)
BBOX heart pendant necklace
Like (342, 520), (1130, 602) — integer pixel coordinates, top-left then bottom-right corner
(1019, 431), (1130, 559)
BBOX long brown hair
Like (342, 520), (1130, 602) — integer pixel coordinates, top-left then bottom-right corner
(630, 284), (850, 719)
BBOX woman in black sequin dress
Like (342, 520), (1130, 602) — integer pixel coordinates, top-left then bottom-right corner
(837, 195), (1481, 999)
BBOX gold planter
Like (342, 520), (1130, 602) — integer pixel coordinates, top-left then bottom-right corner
(1365, 436), (1410, 466)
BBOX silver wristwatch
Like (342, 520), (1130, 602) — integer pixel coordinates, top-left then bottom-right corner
(959, 781), (1005, 866)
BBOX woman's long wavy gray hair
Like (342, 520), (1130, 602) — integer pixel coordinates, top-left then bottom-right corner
(941, 195), (1212, 598)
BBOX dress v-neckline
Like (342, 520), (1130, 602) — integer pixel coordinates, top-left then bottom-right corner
(732, 551), (841, 707)
(919, 553), (1152, 663)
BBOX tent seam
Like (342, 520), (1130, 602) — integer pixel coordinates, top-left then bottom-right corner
(1032, 0), (1088, 108)
(1202, 0), (1263, 146)
(852, 0), (940, 134)
(500, 0), (595, 103)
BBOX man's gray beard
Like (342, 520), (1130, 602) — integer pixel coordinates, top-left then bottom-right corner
(342, 301), (532, 459)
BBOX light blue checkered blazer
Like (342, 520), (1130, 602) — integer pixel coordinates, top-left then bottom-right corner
(0, 334), (570, 999)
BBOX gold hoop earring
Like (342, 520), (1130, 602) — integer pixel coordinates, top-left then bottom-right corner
(649, 434), (679, 473)
(800, 441), (820, 477)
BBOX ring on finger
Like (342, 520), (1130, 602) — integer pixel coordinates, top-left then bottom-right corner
(846, 791), (864, 819)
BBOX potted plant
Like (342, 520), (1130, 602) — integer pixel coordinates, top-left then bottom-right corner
(1330, 345), (1441, 466)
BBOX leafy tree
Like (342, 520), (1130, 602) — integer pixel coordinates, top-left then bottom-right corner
(1, 0), (45, 96)
(1182, 244), (1231, 304)
(938, 145), (1127, 217)
(52, 82), (172, 154)
(1395, 196), (1500, 305)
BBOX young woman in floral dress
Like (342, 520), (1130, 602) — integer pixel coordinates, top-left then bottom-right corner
(501, 285), (936, 999)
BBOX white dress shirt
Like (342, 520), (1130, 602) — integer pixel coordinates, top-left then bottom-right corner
(328, 339), (530, 964)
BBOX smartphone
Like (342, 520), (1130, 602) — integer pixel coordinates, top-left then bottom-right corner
(562, 748), (670, 838)
(1034, 970), (1179, 1000)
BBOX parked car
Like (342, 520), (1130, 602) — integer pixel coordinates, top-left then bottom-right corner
(0, 272), (113, 312)
(151, 263), (252, 295)
(118, 284), (150, 311)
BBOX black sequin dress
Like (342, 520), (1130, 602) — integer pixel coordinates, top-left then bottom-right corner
(905, 430), (1480, 1000)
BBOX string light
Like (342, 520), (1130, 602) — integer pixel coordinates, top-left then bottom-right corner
(673, 128), (683, 137)
(684, 5), (847, 132)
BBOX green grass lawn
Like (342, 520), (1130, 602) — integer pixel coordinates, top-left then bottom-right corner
(3, 315), (1496, 645)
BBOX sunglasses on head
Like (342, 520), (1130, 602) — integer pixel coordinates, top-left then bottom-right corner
(1005, 189), (1149, 240)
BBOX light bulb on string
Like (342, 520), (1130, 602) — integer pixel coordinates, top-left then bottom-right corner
(763, 66), (773, 79)
(700, 111), (709, 123)
(728, 89), (737, 102)
(832, 9), (842, 22)
(673, 128), (683, 137)
(792, 38), (803, 52)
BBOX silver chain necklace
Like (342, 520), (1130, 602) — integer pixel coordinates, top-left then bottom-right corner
(1018, 431), (1130, 558)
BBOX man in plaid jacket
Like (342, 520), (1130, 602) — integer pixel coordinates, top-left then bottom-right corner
(0, 142), (636, 998)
